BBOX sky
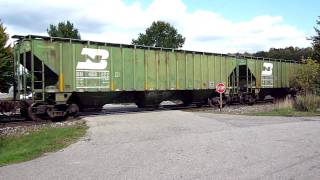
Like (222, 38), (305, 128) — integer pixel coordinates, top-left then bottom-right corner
(1, 0), (319, 53)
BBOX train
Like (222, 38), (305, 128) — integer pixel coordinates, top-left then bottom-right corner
(1, 35), (301, 120)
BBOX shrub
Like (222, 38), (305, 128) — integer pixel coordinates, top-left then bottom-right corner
(289, 59), (320, 95)
(294, 95), (320, 112)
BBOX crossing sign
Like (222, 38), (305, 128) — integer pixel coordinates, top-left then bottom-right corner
(215, 83), (225, 93)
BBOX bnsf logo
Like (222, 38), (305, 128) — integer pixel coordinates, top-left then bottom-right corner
(76, 48), (109, 70)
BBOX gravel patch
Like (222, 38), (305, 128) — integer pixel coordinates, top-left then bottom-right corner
(0, 119), (85, 137)
(186, 103), (275, 114)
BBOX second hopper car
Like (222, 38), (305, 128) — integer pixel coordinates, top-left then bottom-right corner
(12, 35), (299, 120)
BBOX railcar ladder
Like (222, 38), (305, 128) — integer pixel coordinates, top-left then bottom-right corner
(231, 62), (240, 94)
(32, 61), (45, 102)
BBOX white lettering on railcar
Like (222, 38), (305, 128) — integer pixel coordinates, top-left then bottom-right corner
(261, 62), (273, 87)
(76, 48), (110, 90)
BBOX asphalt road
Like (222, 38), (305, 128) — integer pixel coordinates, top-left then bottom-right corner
(1, 111), (320, 180)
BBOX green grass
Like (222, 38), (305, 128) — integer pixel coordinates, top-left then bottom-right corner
(0, 123), (87, 166)
(253, 107), (320, 116)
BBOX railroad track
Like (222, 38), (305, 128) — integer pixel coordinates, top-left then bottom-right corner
(0, 114), (25, 123)
(0, 114), (49, 128)
(0, 100), (274, 127)
(0, 103), (206, 126)
(78, 100), (272, 117)
(78, 104), (200, 117)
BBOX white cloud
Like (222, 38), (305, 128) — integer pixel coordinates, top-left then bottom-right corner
(1, 0), (310, 53)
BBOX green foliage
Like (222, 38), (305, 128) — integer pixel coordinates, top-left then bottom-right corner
(253, 97), (319, 115)
(294, 95), (320, 112)
(254, 107), (319, 116)
(254, 46), (313, 62)
(289, 58), (320, 95)
(132, 21), (185, 48)
(0, 123), (87, 166)
(0, 20), (13, 92)
(254, 107), (294, 116)
(47, 21), (81, 39)
(310, 16), (320, 61)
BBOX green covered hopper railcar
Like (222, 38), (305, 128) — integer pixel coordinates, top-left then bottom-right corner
(13, 35), (299, 120)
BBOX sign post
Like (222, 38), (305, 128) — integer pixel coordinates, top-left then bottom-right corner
(215, 83), (226, 112)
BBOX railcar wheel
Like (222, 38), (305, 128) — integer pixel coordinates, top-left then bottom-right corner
(67, 104), (79, 117)
(28, 103), (44, 121)
(208, 97), (219, 107)
(247, 95), (256, 105)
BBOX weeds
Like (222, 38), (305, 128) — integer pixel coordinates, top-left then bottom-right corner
(294, 94), (320, 112)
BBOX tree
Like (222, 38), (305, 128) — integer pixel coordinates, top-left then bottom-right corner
(132, 21), (185, 48)
(253, 47), (313, 62)
(232, 47), (313, 62)
(0, 20), (13, 93)
(47, 21), (81, 39)
(290, 58), (320, 95)
(310, 16), (320, 61)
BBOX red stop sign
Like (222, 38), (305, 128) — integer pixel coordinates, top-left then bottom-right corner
(216, 83), (225, 93)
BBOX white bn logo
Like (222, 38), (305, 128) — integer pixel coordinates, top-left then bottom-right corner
(76, 48), (109, 70)
(262, 63), (273, 76)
